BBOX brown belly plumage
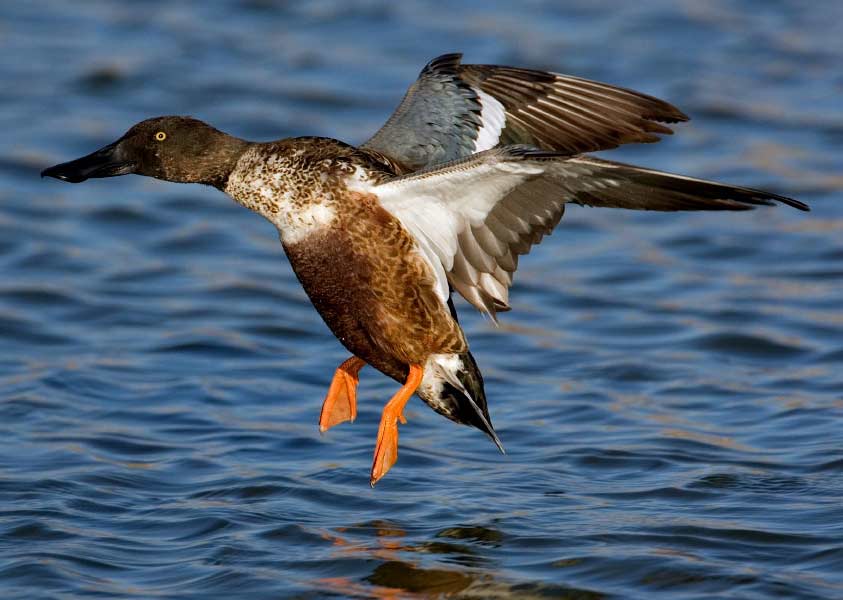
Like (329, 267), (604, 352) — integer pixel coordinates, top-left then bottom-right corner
(282, 191), (466, 381)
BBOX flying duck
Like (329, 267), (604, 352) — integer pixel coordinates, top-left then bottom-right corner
(42, 53), (808, 485)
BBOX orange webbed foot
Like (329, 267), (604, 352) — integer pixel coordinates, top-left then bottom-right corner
(319, 357), (366, 433)
(370, 364), (423, 486)
(371, 414), (400, 487)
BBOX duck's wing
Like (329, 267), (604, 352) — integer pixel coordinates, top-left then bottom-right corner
(362, 53), (688, 171)
(371, 147), (808, 317)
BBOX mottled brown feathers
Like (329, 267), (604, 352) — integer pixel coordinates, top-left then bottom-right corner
(286, 186), (465, 363)
(226, 137), (466, 382)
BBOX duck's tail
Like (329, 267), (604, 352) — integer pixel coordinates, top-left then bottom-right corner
(418, 351), (505, 453)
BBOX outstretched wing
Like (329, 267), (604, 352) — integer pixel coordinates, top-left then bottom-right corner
(363, 53), (688, 171)
(369, 147), (808, 317)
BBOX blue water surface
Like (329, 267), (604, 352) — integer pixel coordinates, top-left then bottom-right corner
(1, 1), (842, 598)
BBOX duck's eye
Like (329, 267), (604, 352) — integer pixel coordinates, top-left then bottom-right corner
(154, 131), (167, 141)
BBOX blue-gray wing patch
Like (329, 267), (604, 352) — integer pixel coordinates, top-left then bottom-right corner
(363, 53), (689, 172)
(364, 54), (483, 171)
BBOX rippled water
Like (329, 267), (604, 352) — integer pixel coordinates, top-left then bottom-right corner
(3, 1), (843, 598)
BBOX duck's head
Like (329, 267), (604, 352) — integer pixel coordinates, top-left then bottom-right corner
(41, 116), (248, 188)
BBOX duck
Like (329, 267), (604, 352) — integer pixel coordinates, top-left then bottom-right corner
(42, 53), (809, 485)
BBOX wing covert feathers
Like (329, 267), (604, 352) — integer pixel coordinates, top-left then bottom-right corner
(373, 148), (807, 317)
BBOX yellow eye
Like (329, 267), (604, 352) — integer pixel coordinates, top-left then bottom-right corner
(154, 131), (167, 141)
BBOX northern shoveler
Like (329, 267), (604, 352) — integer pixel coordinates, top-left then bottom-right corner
(42, 53), (808, 485)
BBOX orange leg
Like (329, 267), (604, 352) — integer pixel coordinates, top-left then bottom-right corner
(370, 364), (423, 486)
(319, 356), (366, 433)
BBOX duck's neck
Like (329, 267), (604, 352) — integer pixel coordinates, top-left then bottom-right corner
(196, 134), (252, 191)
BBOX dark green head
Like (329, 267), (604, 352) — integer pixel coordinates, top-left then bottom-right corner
(41, 116), (248, 188)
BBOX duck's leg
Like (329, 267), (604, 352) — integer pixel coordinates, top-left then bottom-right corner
(370, 364), (423, 486)
(319, 356), (366, 432)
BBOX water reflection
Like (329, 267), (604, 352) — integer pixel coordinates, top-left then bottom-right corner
(318, 522), (605, 598)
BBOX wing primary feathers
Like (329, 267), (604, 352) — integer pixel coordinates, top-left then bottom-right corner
(364, 53), (692, 169)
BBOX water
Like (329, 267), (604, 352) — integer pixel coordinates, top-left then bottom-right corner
(2, 1), (842, 598)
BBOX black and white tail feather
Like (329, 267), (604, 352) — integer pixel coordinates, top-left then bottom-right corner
(425, 350), (504, 453)
(415, 297), (504, 452)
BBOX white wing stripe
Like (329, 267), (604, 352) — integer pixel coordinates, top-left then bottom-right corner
(473, 89), (506, 153)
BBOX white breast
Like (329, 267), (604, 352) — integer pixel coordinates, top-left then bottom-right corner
(271, 192), (336, 245)
(225, 149), (338, 246)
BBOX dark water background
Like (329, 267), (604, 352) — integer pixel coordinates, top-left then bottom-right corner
(2, 1), (842, 598)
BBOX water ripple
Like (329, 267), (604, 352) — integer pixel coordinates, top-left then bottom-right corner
(2, 1), (842, 598)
